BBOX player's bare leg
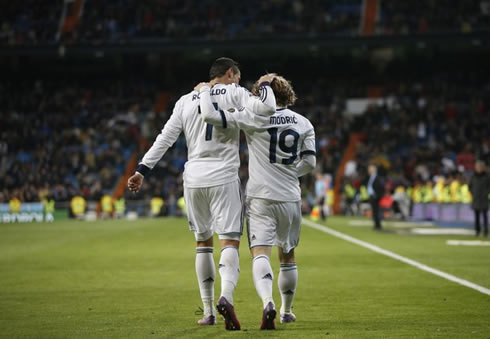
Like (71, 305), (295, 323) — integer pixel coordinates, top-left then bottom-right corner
(216, 238), (241, 330)
(251, 246), (276, 330)
(278, 248), (297, 323)
(196, 236), (216, 325)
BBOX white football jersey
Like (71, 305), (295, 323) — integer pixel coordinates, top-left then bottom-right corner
(200, 89), (316, 201)
(139, 83), (274, 188)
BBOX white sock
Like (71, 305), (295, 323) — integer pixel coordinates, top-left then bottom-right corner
(196, 247), (215, 316)
(218, 246), (240, 305)
(278, 263), (298, 314)
(252, 254), (274, 308)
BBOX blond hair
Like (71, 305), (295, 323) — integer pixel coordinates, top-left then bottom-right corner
(252, 75), (297, 107)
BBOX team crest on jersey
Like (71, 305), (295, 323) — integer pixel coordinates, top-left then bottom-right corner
(227, 108), (235, 113)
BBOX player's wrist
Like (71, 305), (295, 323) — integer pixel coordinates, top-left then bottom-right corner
(135, 164), (150, 177)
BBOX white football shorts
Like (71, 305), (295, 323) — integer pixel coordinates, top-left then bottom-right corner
(246, 197), (302, 253)
(184, 179), (243, 241)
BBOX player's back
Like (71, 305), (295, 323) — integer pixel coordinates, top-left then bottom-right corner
(245, 108), (315, 202)
(179, 83), (249, 188)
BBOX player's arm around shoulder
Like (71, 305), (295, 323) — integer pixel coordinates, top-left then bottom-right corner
(195, 82), (225, 127)
(246, 74), (277, 116)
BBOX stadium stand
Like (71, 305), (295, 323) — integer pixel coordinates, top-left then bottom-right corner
(75, 0), (361, 42)
(0, 0), (63, 45)
(379, 0), (490, 34)
(3, 0), (489, 45)
(1, 0), (489, 221)
(0, 80), (155, 203)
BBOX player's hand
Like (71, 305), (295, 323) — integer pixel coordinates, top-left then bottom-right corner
(258, 73), (276, 84)
(127, 172), (144, 193)
(194, 82), (210, 92)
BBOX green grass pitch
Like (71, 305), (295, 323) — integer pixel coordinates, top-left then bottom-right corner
(1, 216), (489, 338)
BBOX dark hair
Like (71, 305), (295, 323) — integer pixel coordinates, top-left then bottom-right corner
(209, 57), (240, 80)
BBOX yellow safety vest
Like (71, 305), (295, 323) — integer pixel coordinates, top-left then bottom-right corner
(101, 195), (113, 213)
(360, 186), (369, 201)
(9, 198), (21, 213)
(345, 184), (355, 199)
(71, 196), (86, 216)
(413, 186), (423, 203)
(151, 197), (164, 215)
(406, 187), (413, 200)
(327, 190), (334, 206)
(435, 181), (445, 202)
(42, 199), (55, 214)
(177, 196), (186, 214)
(422, 184), (434, 203)
(450, 181), (461, 203)
(461, 184), (472, 204)
(442, 185), (451, 203)
(114, 198), (125, 214)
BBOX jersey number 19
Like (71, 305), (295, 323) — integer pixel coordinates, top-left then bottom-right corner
(268, 128), (299, 165)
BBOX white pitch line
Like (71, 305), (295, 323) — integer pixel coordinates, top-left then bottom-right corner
(302, 219), (490, 296)
(447, 240), (490, 246)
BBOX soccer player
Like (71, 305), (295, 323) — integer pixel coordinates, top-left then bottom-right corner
(197, 75), (316, 329)
(127, 57), (276, 330)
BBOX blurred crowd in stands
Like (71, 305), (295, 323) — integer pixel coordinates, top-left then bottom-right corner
(75, 0), (361, 42)
(2, 0), (489, 45)
(379, 0), (490, 35)
(0, 80), (155, 204)
(2, 68), (488, 221)
(0, 73), (347, 215)
(340, 72), (490, 217)
(0, 0), (62, 45)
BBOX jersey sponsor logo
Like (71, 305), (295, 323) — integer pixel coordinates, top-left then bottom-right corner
(270, 116), (298, 125)
(262, 273), (273, 280)
(192, 94), (200, 101)
(210, 88), (227, 96)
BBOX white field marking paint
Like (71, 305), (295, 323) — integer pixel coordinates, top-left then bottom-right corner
(447, 240), (490, 247)
(302, 219), (490, 296)
(348, 220), (434, 228)
(391, 221), (434, 228)
(348, 220), (372, 226)
(411, 228), (474, 235)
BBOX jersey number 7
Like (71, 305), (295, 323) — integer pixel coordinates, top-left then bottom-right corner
(198, 103), (219, 141)
(268, 128), (299, 165)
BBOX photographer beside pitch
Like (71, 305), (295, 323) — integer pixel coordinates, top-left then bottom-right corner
(196, 75), (316, 329)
